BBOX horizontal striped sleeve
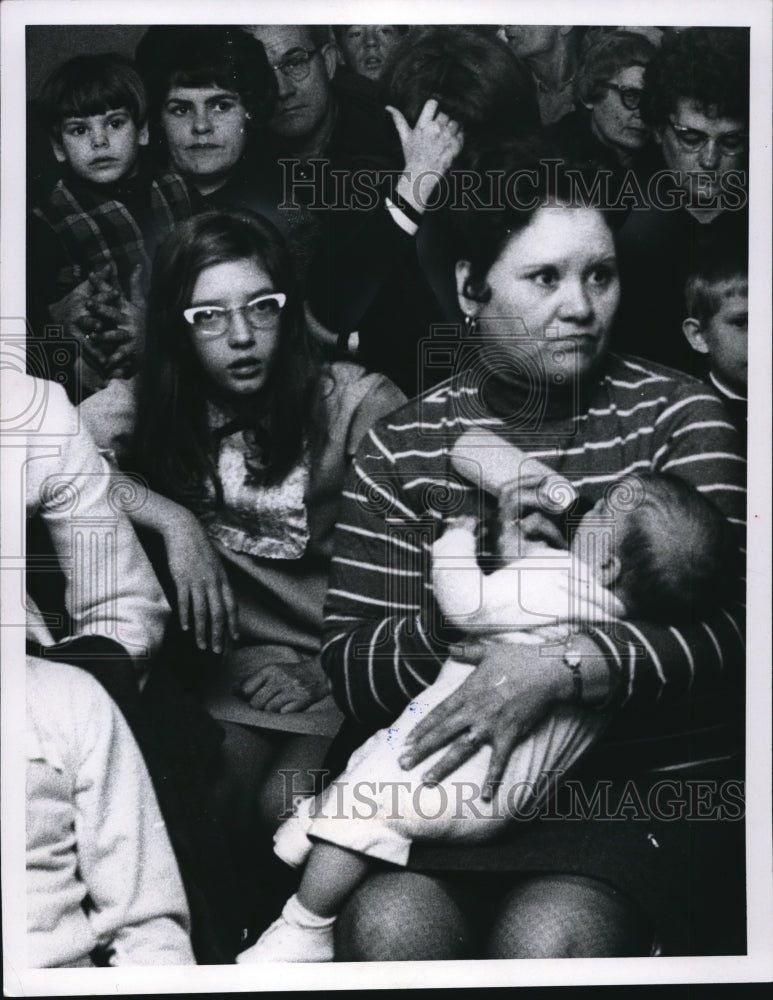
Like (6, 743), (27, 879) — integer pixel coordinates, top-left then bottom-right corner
(589, 379), (745, 715)
(322, 410), (461, 728)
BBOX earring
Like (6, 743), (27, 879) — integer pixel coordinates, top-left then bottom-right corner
(464, 313), (479, 335)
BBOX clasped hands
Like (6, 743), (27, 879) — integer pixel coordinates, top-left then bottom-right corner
(49, 262), (145, 382)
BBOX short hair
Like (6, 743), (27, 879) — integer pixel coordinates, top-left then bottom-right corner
(136, 210), (324, 506)
(684, 236), (748, 327)
(615, 472), (738, 623)
(37, 53), (147, 137)
(135, 26), (276, 132)
(575, 30), (657, 106)
(640, 27), (750, 129)
(381, 26), (540, 145)
(450, 135), (624, 305)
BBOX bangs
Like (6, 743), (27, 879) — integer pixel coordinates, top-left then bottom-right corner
(59, 81), (135, 121)
(168, 66), (241, 95)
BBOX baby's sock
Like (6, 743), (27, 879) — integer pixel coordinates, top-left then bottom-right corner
(283, 892), (336, 930)
(236, 894), (336, 963)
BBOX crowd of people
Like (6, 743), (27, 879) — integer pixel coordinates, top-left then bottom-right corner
(21, 23), (749, 967)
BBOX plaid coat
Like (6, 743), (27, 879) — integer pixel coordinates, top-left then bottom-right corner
(29, 169), (195, 303)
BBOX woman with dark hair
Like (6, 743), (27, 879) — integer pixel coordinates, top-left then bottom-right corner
(135, 26), (277, 204)
(305, 25), (541, 398)
(81, 209), (405, 939)
(316, 140), (746, 960)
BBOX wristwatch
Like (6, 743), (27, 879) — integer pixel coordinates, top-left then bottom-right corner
(562, 641), (584, 704)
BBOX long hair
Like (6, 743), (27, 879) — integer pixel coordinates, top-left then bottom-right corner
(135, 209), (324, 510)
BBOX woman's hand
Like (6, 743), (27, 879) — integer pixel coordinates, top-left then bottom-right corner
(398, 642), (572, 799)
(162, 506), (239, 654)
(233, 652), (331, 713)
(386, 98), (464, 214)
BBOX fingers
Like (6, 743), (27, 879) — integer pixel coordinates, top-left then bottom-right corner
(129, 264), (145, 305)
(399, 703), (468, 768)
(221, 577), (240, 642)
(189, 577), (210, 651)
(419, 735), (483, 785)
(480, 739), (513, 802)
(385, 104), (411, 147)
(175, 577), (191, 635)
(447, 641), (488, 665)
(416, 97), (440, 127)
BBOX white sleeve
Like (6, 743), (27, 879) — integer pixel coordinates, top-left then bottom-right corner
(24, 377), (169, 668)
(70, 669), (195, 965)
(431, 525), (487, 623)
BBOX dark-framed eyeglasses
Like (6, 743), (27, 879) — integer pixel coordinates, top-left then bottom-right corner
(602, 81), (643, 111)
(667, 119), (748, 156)
(183, 293), (287, 337)
(270, 47), (321, 82)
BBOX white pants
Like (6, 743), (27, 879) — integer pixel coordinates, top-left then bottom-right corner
(274, 658), (608, 867)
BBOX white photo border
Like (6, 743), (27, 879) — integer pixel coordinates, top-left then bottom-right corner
(2, 0), (771, 993)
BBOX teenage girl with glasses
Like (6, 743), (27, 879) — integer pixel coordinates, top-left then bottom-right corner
(83, 209), (405, 942)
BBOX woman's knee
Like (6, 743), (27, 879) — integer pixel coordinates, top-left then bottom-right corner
(335, 871), (476, 961)
(487, 874), (655, 958)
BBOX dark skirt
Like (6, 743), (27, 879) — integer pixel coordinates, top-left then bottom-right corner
(324, 722), (746, 956)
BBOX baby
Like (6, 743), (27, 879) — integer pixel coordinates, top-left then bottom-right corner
(238, 439), (736, 963)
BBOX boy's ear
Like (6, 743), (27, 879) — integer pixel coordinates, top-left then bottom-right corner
(138, 122), (149, 147)
(50, 136), (67, 164)
(598, 551), (622, 588)
(455, 260), (482, 318)
(682, 318), (710, 354)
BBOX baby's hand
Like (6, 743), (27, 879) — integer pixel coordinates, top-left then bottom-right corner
(443, 515), (478, 534)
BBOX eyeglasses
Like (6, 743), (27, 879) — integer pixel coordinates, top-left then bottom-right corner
(602, 82), (642, 111)
(269, 47), (321, 83)
(183, 293), (287, 337)
(667, 119), (748, 156)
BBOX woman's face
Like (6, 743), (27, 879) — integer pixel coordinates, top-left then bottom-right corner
(161, 85), (249, 194)
(586, 65), (649, 157)
(186, 256), (282, 398)
(458, 205), (620, 384)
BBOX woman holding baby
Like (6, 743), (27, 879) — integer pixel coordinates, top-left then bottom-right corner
(308, 138), (747, 960)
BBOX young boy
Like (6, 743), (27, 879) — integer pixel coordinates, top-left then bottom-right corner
(681, 237), (748, 444)
(26, 655), (195, 967)
(237, 439), (737, 963)
(28, 53), (197, 398)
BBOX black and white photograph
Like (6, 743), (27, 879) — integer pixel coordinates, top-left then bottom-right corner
(1, 0), (771, 993)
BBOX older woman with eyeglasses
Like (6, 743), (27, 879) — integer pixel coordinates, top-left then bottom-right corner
(611, 26), (750, 373)
(547, 30), (658, 177)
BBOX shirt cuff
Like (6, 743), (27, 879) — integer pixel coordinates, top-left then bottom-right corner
(384, 196), (419, 237)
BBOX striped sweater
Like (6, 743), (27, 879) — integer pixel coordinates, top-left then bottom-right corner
(321, 353), (746, 776)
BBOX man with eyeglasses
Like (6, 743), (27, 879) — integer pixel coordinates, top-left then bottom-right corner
(243, 25), (399, 290)
(247, 25), (397, 165)
(612, 26), (749, 375)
